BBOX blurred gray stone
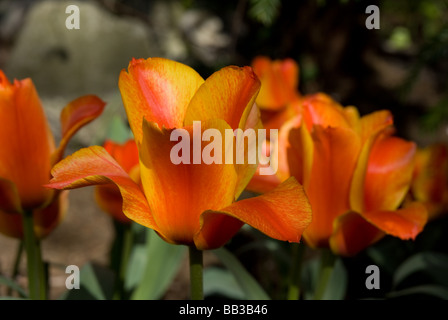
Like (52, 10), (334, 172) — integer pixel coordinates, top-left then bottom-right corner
(178, 8), (232, 66)
(4, 0), (158, 98)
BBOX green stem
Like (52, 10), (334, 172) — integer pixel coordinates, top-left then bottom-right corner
(189, 246), (204, 300)
(313, 248), (336, 300)
(287, 242), (305, 300)
(112, 222), (134, 300)
(21, 209), (46, 300)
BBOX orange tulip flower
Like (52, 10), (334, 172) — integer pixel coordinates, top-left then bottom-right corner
(252, 93), (428, 256)
(0, 70), (105, 239)
(94, 139), (139, 224)
(46, 57), (312, 250)
(251, 56), (303, 134)
(252, 56), (300, 110)
(409, 143), (448, 220)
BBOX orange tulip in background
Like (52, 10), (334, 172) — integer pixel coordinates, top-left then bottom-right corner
(0, 70), (105, 239)
(47, 57), (312, 250)
(248, 56), (428, 256)
(298, 94), (427, 256)
(251, 56), (300, 111)
(95, 139), (139, 224)
(409, 143), (448, 221)
(247, 56), (304, 193)
(251, 56), (303, 135)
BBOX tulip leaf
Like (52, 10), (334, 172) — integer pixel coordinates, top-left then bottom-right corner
(301, 255), (320, 300)
(392, 251), (448, 288)
(60, 263), (115, 300)
(106, 115), (133, 144)
(131, 229), (187, 300)
(213, 247), (270, 300)
(124, 244), (147, 291)
(0, 296), (27, 300)
(204, 267), (245, 300)
(320, 258), (348, 300)
(301, 253), (347, 300)
(0, 275), (28, 298)
(387, 285), (448, 299)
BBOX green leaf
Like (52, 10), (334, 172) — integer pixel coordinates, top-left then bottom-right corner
(301, 255), (320, 300)
(0, 296), (28, 300)
(321, 258), (347, 300)
(60, 263), (115, 300)
(301, 253), (347, 300)
(387, 284), (448, 299)
(248, 0), (281, 26)
(204, 267), (245, 300)
(393, 251), (448, 288)
(106, 115), (133, 143)
(0, 274), (28, 298)
(213, 247), (270, 300)
(131, 229), (187, 300)
(124, 244), (148, 291)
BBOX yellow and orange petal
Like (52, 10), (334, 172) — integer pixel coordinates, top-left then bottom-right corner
(411, 144), (448, 219)
(52, 95), (106, 164)
(139, 118), (238, 246)
(47, 146), (159, 233)
(302, 125), (361, 248)
(302, 93), (355, 131)
(94, 139), (139, 224)
(119, 57), (204, 143)
(196, 177), (312, 250)
(360, 202), (427, 241)
(184, 65), (260, 131)
(363, 134), (416, 212)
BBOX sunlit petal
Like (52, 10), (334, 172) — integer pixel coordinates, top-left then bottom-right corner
(361, 202), (428, 240)
(139, 118), (238, 245)
(119, 57), (204, 143)
(302, 93), (354, 130)
(184, 65), (260, 131)
(195, 177), (312, 250)
(52, 95), (106, 164)
(47, 146), (158, 232)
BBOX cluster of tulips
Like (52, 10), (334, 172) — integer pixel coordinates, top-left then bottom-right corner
(0, 55), (447, 300)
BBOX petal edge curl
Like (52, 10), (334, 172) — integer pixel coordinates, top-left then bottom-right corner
(47, 146), (158, 232)
(195, 177), (312, 250)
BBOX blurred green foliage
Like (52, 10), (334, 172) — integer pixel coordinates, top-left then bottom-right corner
(248, 0), (281, 26)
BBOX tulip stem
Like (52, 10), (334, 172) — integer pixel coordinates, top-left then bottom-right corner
(189, 246), (204, 300)
(287, 242), (305, 300)
(21, 209), (46, 300)
(112, 221), (134, 300)
(313, 249), (336, 300)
